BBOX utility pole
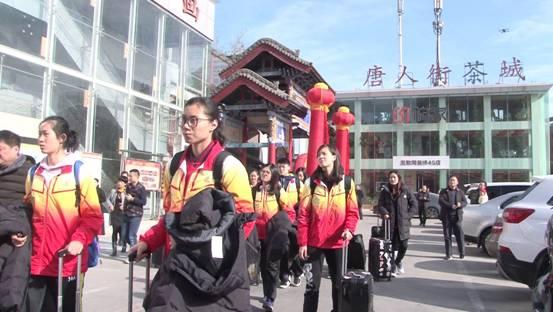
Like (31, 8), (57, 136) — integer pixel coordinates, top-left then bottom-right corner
(397, 0), (404, 88)
(432, 0), (444, 86)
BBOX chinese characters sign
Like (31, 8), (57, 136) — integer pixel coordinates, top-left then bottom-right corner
(124, 159), (162, 191)
(393, 156), (450, 170)
(363, 65), (385, 87)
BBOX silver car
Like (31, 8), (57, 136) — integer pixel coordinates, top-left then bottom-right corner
(463, 191), (523, 256)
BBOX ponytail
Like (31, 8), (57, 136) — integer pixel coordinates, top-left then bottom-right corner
(40, 116), (79, 152)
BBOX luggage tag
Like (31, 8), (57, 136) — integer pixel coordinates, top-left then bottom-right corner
(212, 235), (224, 258)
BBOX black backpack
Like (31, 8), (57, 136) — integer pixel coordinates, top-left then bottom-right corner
(169, 150), (231, 190)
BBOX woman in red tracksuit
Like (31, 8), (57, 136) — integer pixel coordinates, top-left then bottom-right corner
(130, 97), (254, 262)
(297, 144), (359, 312)
(254, 164), (294, 312)
(23, 116), (103, 312)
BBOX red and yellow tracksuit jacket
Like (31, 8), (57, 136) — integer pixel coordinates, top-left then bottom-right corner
(253, 187), (295, 240)
(25, 154), (103, 277)
(297, 177), (359, 249)
(140, 142), (254, 253)
(281, 174), (302, 208)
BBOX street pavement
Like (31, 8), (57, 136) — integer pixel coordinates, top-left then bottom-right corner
(84, 212), (532, 311)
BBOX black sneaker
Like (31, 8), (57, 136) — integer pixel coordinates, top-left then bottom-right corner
(291, 274), (303, 287)
(279, 279), (290, 289)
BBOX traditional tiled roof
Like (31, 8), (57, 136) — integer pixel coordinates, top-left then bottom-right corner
(213, 68), (289, 100)
(219, 38), (327, 87)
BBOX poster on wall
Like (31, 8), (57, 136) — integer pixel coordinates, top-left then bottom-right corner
(124, 159), (162, 191)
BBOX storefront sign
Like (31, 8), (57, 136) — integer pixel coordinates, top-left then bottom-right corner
(151, 0), (215, 40)
(393, 156), (449, 170)
(124, 159), (162, 191)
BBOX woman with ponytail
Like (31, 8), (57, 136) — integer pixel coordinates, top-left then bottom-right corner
(23, 116), (103, 311)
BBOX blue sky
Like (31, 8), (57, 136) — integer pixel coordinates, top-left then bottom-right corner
(214, 0), (553, 91)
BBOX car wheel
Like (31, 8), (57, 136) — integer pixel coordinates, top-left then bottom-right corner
(426, 206), (439, 219)
(480, 228), (492, 256)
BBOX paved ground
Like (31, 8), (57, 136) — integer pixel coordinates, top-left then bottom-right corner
(83, 212), (532, 311)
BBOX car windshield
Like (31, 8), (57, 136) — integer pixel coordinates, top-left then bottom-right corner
(467, 188), (480, 205)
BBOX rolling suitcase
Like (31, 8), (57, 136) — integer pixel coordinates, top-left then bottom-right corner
(57, 250), (82, 312)
(368, 218), (393, 281)
(338, 241), (375, 312)
(128, 252), (152, 312)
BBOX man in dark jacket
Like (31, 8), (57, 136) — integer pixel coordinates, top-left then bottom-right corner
(0, 130), (33, 311)
(355, 185), (365, 220)
(122, 169), (147, 254)
(417, 185), (430, 227)
(438, 175), (468, 260)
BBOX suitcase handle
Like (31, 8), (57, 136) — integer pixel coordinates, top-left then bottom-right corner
(57, 250), (82, 312)
(128, 252), (152, 312)
(341, 237), (349, 277)
(379, 216), (392, 241)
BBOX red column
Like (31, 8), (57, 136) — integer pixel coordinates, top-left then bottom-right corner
(288, 123), (294, 165)
(306, 83), (335, 176)
(332, 106), (355, 174)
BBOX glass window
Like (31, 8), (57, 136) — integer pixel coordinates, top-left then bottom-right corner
(509, 95), (530, 121)
(132, 50), (156, 95)
(53, 7), (93, 74)
(101, 0), (131, 42)
(467, 96), (484, 122)
(404, 131), (439, 156)
(0, 55), (44, 118)
(447, 170), (483, 187)
(93, 85), (125, 189)
(492, 170), (530, 182)
(134, 0), (159, 56)
(447, 96), (483, 122)
(58, 0), (94, 26)
(361, 132), (396, 159)
(128, 98), (153, 153)
(161, 16), (183, 103)
(0, 1), (49, 58)
(97, 33), (127, 86)
(407, 97), (440, 123)
(50, 71), (90, 148)
(491, 95), (530, 121)
(158, 105), (181, 156)
(186, 31), (208, 93)
(491, 96), (507, 121)
(360, 99), (395, 124)
(492, 130), (530, 158)
(447, 131), (484, 158)
(361, 169), (389, 198)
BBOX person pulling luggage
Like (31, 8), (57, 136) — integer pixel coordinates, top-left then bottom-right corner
(377, 171), (417, 277)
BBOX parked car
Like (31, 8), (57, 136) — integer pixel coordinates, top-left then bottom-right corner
(484, 212), (503, 258)
(465, 182), (532, 205)
(422, 192), (440, 219)
(531, 214), (553, 312)
(497, 176), (553, 288)
(463, 191), (524, 256)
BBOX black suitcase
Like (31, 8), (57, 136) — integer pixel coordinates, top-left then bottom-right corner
(347, 234), (367, 271)
(128, 252), (152, 312)
(368, 218), (393, 281)
(57, 250), (82, 312)
(338, 241), (374, 312)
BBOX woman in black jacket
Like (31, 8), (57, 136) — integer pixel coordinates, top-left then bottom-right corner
(377, 171), (417, 276)
(439, 175), (467, 260)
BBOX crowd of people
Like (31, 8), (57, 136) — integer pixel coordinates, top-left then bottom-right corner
(0, 96), (482, 312)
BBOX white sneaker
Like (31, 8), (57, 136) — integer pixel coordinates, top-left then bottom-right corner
(397, 263), (405, 275)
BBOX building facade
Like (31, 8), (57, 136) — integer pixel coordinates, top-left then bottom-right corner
(0, 0), (215, 214)
(337, 84), (552, 199)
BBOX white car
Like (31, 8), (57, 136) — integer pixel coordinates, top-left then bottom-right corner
(465, 182), (532, 205)
(497, 176), (553, 288)
(463, 191), (524, 256)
